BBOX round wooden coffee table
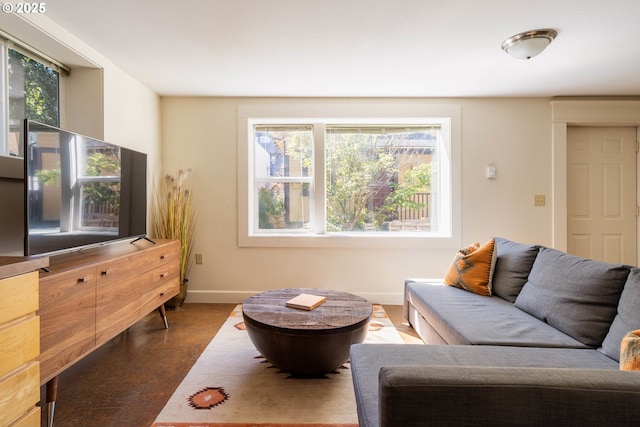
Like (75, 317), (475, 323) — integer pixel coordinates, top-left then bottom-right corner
(242, 288), (372, 375)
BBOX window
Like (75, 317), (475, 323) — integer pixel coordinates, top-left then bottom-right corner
(1, 41), (61, 157)
(238, 103), (461, 248)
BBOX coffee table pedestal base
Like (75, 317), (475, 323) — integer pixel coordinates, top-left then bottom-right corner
(244, 317), (370, 375)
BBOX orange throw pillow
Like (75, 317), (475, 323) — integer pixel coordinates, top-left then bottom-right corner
(444, 238), (497, 296)
(620, 329), (640, 370)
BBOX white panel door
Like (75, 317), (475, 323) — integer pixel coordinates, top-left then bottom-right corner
(567, 127), (637, 264)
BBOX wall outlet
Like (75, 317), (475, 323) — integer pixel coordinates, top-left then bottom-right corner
(195, 253), (204, 264)
(533, 194), (546, 207)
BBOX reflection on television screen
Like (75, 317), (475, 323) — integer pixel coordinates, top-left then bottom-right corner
(25, 120), (147, 256)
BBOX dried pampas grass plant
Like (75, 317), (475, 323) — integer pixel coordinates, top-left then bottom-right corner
(152, 169), (196, 306)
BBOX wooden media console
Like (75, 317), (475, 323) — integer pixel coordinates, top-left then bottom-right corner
(37, 238), (180, 426)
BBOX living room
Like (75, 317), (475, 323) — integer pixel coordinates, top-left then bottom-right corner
(1, 1), (640, 426)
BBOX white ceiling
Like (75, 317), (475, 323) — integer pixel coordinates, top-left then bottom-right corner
(43, 0), (640, 98)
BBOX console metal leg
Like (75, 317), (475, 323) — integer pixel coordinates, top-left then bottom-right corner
(46, 377), (58, 427)
(158, 304), (169, 329)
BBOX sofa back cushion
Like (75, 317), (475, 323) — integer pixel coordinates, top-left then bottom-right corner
(599, 268), (640, 361)
(491, 237), (539, 302)
(514, 247), (629, 347)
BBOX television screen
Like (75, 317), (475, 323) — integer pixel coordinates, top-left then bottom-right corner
(24, 120), (148, 256)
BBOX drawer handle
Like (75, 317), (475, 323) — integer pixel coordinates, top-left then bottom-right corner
(160, 292), (165, 296)
(101, 270), (109, 275)
(78, 277), (86, 283)
(160, 255), (165, 259)
(160, 272), (168, 278)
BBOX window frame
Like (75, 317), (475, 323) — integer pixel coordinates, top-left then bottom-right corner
(0, 43), (7, 154)
(74, 145), (122, 232)
(252, 124), (316, 234)
(238, 102), (462, 249)
(0, 37), (65, 157)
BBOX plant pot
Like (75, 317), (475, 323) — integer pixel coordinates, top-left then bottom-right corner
(166, 280), (188, 309)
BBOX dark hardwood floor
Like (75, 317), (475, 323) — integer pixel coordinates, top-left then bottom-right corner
(39, 303), (421, 427)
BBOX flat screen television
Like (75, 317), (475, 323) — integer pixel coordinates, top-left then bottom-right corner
(24, 120), (148, 256)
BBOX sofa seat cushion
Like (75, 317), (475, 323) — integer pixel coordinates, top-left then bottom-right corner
(600, 267), (640, 361)
(350, 344), (618, 427)
(491, 237), (539, 302)
(406, 281), (589, 348)
(515, 248), (629, 347)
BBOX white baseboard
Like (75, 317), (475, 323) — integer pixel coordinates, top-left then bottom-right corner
(184, 289), (404, 305)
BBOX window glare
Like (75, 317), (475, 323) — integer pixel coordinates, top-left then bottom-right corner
(254, 126), (313, 178)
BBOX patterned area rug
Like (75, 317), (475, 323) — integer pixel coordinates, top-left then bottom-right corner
(151, 304), (404, 427)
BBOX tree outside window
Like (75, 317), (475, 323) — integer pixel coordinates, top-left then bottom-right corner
(7, 49), (59, 156)
(325, 126), (435, 232)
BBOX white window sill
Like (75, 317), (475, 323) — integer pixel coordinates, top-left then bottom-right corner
(238, 232), (461, 249)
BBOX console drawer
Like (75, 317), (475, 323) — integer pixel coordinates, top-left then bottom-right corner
(0, 271), (38, 325)
(141, 277), (179, 314)
(138, 242), (180, 271)
(0, 362), (40, 427)
(0, 316), (39, 378)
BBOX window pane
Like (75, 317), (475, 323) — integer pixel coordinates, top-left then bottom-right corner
(80, 182), (120, 229)
(8, 49), (59, 157)
(326, 125), (438, 233)
(254, 126), (313, 178)
(258, 182), (310, 230)
(78, 139), (121, 229)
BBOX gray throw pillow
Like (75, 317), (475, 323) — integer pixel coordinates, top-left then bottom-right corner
(491, 237), (539, 302)
(514, 247), (629, 347)
(599, 268), (640, 361)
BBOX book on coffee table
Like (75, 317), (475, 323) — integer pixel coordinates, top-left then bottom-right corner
(286, 293), (327, 311)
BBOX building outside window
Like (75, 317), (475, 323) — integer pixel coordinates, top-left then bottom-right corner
(254, 125), (313, 231)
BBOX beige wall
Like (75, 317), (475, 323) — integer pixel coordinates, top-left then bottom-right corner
(161, 97), (552, 304)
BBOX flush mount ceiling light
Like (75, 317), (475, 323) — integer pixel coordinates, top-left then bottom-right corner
(501, 29), (557, 60)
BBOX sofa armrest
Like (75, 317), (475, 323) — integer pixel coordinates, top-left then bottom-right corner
(379, 365), (640, 427)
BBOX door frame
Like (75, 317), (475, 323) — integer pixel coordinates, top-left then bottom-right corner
(551, 99), (640, 263)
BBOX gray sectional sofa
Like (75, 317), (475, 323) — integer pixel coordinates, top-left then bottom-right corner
(350, 237), (640, 426)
